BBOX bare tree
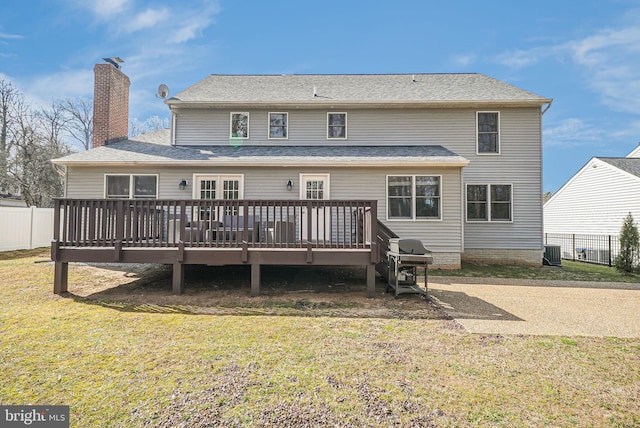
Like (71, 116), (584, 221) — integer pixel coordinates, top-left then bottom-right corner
(129, 115), (169, 137)
(3, 88), (69, 207)
(60, 97), (92, 151)
(38, 100), (69, 150)
(0, 78), (18, 195)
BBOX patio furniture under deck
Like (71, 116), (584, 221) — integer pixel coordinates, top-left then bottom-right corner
(51, 199), (380, 297)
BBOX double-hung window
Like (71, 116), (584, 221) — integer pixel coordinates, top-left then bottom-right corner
(466, 184), (512, 222)
(327, 112), (347, 139)
(268, 112), (288, 139)
(105, 174), (157, 199)
(477, 111), (500, 154)
(387, 175), (441, 220)
(230, 112), (249, 139)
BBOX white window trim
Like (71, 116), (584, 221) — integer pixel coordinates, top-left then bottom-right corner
(385, 175), (442, 222)
(326, 112), (347, 140)
(268, 112), (289, 140)
(229, 112), (250, 139)
(192, 174), (245, 199)
(476, 111), (501, 155)
(299, 173), (330, 200)
(465, 183), (513, 223)
(104, 173), (158, 199)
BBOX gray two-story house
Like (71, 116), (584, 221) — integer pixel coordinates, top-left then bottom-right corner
(51, 62), (551, 296)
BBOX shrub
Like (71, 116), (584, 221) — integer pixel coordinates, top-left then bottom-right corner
(614, 212), (640, 274)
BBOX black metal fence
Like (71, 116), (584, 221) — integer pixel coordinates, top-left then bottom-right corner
(544, 233), (620, 266)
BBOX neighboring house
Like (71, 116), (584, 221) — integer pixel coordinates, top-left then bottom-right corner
(0, 184), (26, 207)
(0, 197), (27, 207)
(544, 147), (640, 236)
(50, 61), (551, 295)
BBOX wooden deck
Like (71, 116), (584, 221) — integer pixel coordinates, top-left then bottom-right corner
(51, 199), (381, 296)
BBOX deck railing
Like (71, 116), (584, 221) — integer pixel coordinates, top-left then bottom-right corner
(53, 199), (378, 250)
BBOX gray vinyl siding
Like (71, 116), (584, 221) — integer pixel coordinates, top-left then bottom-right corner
(461, 108), (543, 250)
(65, 165), (463, 253)
(544, 159), (640, 235)
(169, 105), (542, 252)
(69, 105), (542, 252)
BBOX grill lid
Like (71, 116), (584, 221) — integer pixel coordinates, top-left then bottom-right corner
(389, 238), (430, 255)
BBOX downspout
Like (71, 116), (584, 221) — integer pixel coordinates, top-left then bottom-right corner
(171, 111), (177, 146)
(539, 99), (552, 255)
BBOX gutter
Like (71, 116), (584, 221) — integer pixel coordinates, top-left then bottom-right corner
(541, 99), (553, 115)
(166, 99), (554, 110)
(51, 159), (471, 168)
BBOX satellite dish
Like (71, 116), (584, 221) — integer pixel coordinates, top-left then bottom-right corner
(157, 83), (169, 99)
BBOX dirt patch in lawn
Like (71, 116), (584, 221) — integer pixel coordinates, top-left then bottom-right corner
(66, 262), (448, 320)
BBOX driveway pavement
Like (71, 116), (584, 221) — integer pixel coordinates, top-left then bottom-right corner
(429, 277), (640, 338)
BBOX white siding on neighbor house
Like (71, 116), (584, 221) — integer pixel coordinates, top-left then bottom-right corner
(65, 165), (464, 253)
(544, 158), (640, 235)
(173, 106), (543, 251)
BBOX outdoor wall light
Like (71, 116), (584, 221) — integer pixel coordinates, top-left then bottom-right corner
(179, 179), (188, 190)
(286, 180), (293, 191)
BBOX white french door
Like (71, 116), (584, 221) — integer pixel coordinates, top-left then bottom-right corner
(193, 174), (243, 224)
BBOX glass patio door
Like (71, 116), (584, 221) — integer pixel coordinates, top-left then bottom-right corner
(300, 174), (330, 241)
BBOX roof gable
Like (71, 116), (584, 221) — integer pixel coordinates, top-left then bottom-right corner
(545, 157), (640, 207)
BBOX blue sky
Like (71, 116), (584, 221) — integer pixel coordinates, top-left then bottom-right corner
(1, 0), (639, 193)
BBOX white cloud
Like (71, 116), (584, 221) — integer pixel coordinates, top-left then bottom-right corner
(543, 118), (604, 148)
(127, 7), (170, 33)
(0, 32), (23, 40)
(79, 0), (131, 19)
(22, 69), (94, 107)
(496, 47), (550, 69)
(498, 19), (640, 115)
(167, 4), (220, 44)
(450, 54), (476, 68)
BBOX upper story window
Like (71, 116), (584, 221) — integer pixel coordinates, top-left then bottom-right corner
(477, 111), (500, 154)
(230, 112), (249, 139)
(105, 174), (158, 199)
(268, 112), (288, 139)
(327, 112), (347, 139)
(387, 175), (441, 220)
(466, 184), (512, 222)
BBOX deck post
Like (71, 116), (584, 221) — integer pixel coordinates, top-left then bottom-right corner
(251, 263), (260, 296)
(54, 261), (69, 294)
(366, 263), (376, 298)
(172, 262), (184, 295)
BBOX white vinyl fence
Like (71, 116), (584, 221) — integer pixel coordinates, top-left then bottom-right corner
(0, 206), (54, 251)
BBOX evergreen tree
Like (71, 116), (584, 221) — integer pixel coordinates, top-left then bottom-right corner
(614, 212), (640, 274)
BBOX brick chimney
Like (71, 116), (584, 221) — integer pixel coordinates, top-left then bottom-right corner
(92, 61), (130, 148)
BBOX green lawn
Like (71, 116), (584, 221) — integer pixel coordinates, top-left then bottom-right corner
(1, 249), (639, 427)
(432, 260), (640, 283)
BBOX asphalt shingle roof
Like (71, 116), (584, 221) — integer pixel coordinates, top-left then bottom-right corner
(598, 158), (640, 178)
(52, 129), (468, 166)
(169, 73), (551, 105)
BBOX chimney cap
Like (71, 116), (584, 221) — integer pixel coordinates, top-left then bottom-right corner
(102, 57), (124, 69)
